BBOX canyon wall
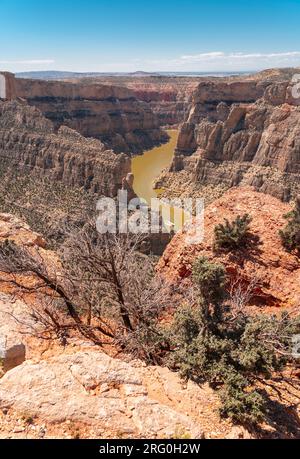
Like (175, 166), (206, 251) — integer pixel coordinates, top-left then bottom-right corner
(13, 77), (168, 154)
(60, 76), (202, 127)
(61, 70), (298, 128)
(175, 80), (270, 154)
(15, 68), (300, 132)
(122, 78), (199, 126)
(156, 78), (300, 202)
(0, 100), (130, 195)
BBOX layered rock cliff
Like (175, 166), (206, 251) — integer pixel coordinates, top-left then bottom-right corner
(60, 75), (201, 127)
(61, 70), (297, 128)
(156, 78), (300, 202)
(15, 67), (300, 133)
(0, 100), (130, 195)
(14, 77), (168, 154)
(120, 77), (199, 126)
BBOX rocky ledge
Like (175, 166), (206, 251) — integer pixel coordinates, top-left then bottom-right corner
(0, 351), (205, 439)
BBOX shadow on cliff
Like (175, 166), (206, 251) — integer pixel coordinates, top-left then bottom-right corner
(214, 233), (265, 268)
(254, 388), (300, 439)
(213, 233), (282, 308)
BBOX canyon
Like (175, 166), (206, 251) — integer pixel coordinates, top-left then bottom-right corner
(155, 70), (300, 202)
(1, 72), (168, 154)
(1, 67), (300, 439)
(3, 68), (300, 208)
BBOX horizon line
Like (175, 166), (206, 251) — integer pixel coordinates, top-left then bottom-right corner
(10, 67), (295, 75)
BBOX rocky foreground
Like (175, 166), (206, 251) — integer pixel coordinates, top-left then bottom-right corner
(0, 213), (228, 439)
(0, 187), (300, 438)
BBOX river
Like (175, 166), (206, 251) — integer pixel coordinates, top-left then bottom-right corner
(131, 130), (178, 204)
(131, 130), (191, 232)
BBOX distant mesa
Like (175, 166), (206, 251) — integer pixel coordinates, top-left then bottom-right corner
(15, 70), (158, 80)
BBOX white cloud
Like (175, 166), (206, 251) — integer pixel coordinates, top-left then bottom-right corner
(134, 51), (300, 72)
(1, 52), (300, 73)
(179, 51), (300, 63)
(181, 52), (225, 61)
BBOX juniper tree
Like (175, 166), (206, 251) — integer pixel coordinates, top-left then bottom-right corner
(214, 214), (252, 251)
(166, 256), (300, 426)
(279, 196), (300, 253)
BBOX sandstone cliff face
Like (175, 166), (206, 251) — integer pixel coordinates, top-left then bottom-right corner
(123, 78), (199, 127)
(160, 79), (300, 201)
(157, 187), (300, 310)
(176, 80), (270, 155)
(14, 77), (168, 154)
(62, 76), (201, 127)
(63, 71), (292, 128)
(15, 67), (300, 133)
(0, 100), (130, 195)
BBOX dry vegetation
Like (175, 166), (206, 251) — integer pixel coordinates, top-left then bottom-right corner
(0, 161), (300, 435)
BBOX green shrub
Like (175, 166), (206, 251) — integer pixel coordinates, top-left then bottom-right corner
(166, 257), (300, 426)
(214, 214), (252, 251)
(279, 197), (300, 252)
(192, 256), (226, 305)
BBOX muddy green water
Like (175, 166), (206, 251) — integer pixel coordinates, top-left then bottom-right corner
(131, 130), (190, 232)
(131, 130), (178, 204)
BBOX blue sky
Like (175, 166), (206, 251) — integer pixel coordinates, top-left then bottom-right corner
(1, 0), (300, 72)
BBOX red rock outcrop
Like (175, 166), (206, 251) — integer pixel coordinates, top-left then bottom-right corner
(157, 187), (300, 310)
(0, 100), (130, 195)
(14, 76), (168, 154)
